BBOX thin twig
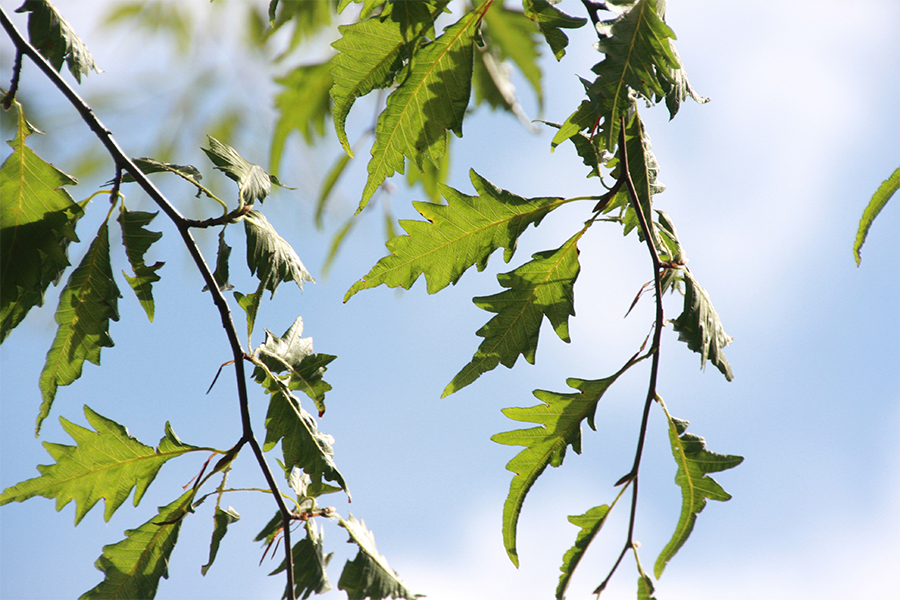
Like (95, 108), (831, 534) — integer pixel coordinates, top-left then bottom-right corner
(0, 8), (296, 597)
(593, 115), (665, 595)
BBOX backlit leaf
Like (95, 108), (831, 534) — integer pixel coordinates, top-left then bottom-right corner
(337, 514), (420, 600)
(521, 0), (586, 61)
(0, 406), (206, 525)
(490, 358), (637, 566)
(80, 489), (196, 600)
(271, 61), (332, 172)
(552, 0), (686, 152)
(443, 231), (582, 397)
(330, 6), (442, 155)
(360, 1), (490, 209)
(654, 404), (743, 578)
(854, 165), (899, 266)
(0, 101), (83, 343)
(244, 209), (315, 295)
(345, 169), (568, 300)
(201, 506), (240, 576)
(671, 270), (733, 381)
(118, 207), (163, 322)
(557, 505), (611, 599)
(37, 221), (122, 434)
(16, 0), (101, 82)
(482, 5), (543, 107)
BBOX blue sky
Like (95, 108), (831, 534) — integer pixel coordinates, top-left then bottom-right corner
(1, 1), (898, 599)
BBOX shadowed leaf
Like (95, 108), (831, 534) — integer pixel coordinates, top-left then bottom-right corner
(244, 210), (314, 295)
(16, 0), (101, 82)
(671, 270), (733, 381)
(654, 401), (743, 578)
(337, 515), (420, 600)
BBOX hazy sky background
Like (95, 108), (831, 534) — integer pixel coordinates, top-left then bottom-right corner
(1, 1), (898, 599)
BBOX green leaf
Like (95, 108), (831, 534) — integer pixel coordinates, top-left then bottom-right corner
(671, 270), (734, 381)
(337, 514), (420, 600)
(854, 166), (899, 266)
(637, 574), (658, 600)
(234, 288), (263, 345)
(202, 136), (274, 206)
(443, 231), (582, 397)
(80, 489), (195, 600)
(268, 0), (335, 44)
(257, 374), (348, 496)
(202, 228), (234, 293)
(16, 0), (101, 83)
(521, 0), (586, 61)
(117, 157), (203, 187)
(118, 207), (164, 322)
(201, 506), (240, 576)
(556, 505), (611, 600)
(359, 1), (490, 210)
(254, 315), (336, 415)
(270, 521), (334, 600)
(0, 406), (206, 524)
(244, 209), (315, 295)
(552, 0), (685, 152)
(490, 357), (638, 566)
(345, 169), (568, 300)
(0, 101), (83, 343)
(271, 61), (332, 172)
(482, 5), (542, 107)
(618, 110), (665, 238)
(404, 139), (450, 203)
(37, 220), (122, 435)
(654, 403), (743, 578)
(331, 10), (429, 155)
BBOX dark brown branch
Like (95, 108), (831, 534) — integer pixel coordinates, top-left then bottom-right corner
(1, 47), (22, 109)
(593, 115), (666, 595)
(0, 8), (296, 598)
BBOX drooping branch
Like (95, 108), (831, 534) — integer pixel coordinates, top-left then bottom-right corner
(0, 8), (296, 597)
(593, 116), (666, 594)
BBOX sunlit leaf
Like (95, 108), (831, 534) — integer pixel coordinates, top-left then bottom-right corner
(654, 403), (743, 578)
(360, 1), (490, 209)
(254, 315), (336, 415)
(118, 207), (163, 322)
(490, 358), (637, 566)
(337, 514), (420, 600)
(202, 136), (275, 205)
(244, 209), (315, 295)
(444, 231), (582, 397)
(37, 221), (122, 434)
(16, 0), (101, 82)
(854, 166), (899, 266)
(346, 169), (568, 300)
(671, 270), (733, 381)
(0, 406), (206, 524)
(80, 489), (196, 600)
(0, 101), (83, 343)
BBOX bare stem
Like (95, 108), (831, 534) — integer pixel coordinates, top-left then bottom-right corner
(0, 8), (296, 598)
